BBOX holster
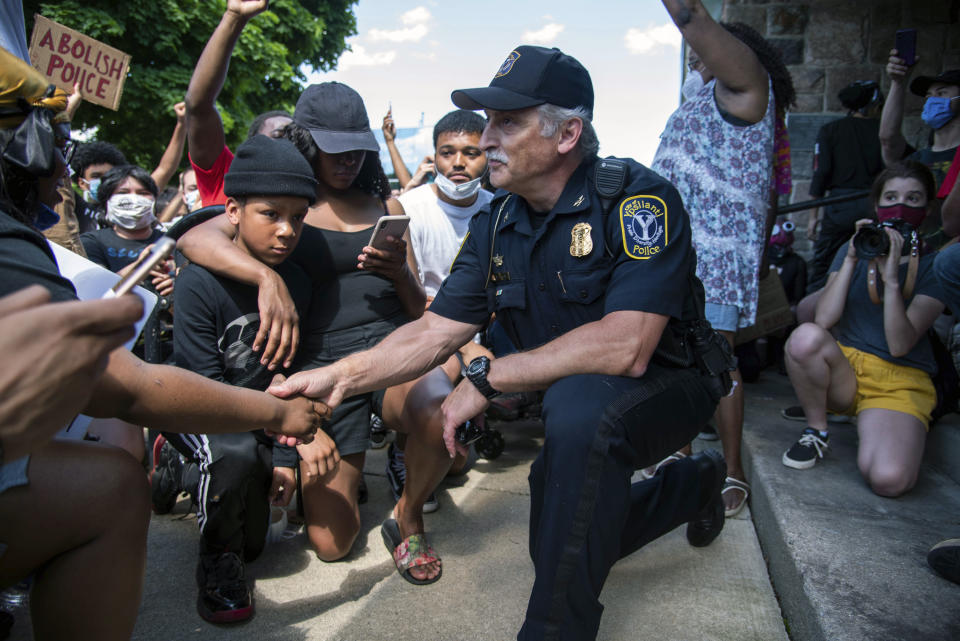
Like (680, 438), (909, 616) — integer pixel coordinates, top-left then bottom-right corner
(653, 320), (736, 400)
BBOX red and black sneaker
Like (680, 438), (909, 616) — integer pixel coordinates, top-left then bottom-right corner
(150, 436), (183, 514)
(196, 551), (253, 624)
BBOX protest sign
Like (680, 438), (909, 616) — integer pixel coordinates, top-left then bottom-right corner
(28, 15), (131, 111)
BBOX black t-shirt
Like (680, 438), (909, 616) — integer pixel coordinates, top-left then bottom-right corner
(809, 116), (883, 197)
(173, 261), (311, 467)
(908, 146), (958, 191)
(0, 210), (77, 302)
(80, 227), (165, 273)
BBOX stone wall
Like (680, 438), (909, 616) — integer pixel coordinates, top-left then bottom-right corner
(721, 0), (960, 255)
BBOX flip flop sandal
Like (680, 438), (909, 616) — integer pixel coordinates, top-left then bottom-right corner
(639, 451), (688, 480)
(381, 518), (442, 586)
(722, 476), (750, 518)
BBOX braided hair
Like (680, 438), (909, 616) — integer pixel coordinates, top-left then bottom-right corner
(721, 22), (796, 115)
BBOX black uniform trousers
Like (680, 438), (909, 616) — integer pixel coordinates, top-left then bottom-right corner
(163, 430), (274, 561)
(518, 363), (718, 641)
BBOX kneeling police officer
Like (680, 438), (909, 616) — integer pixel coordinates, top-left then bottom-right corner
(270, 45), (731, 641)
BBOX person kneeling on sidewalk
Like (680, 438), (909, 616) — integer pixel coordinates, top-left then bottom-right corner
(162, 135), (326, 623)
(781, 162), (944, 497)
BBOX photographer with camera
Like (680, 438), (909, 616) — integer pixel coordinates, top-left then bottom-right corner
(780, 161), (945, 498)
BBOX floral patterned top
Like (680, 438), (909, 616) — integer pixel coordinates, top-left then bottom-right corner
(651, 78), (775, 328)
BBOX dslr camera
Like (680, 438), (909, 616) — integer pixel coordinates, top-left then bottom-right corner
(853, 219), (917, 259)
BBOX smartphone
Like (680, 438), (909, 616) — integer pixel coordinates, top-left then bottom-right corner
(368, 215), (410, 251)
(104, 236), (176, 298)
(895, 28), (917, 66)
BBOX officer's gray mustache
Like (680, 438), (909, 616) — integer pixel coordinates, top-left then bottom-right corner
(486, 150), (509, 164)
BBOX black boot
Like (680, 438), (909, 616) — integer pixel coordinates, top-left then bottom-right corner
(685, 449), (726, 547)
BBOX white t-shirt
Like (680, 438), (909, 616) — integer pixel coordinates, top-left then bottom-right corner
(399, 184), (493, 298)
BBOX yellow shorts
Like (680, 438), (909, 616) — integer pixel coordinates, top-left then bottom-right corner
(835, 343), (936, 430)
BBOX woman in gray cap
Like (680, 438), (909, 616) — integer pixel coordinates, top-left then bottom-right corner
(180, 81), (452, 585)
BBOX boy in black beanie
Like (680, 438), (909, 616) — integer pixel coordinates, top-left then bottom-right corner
(161, 135), (331, 624)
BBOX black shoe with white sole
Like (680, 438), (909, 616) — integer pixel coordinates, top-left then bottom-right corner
(782, 427), (829, 469)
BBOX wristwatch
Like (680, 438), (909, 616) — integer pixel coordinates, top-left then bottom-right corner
(465, 356), (500, 400)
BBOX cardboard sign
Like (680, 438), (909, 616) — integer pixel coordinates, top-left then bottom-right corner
(735, 271), (796, 345)
(28, 15), (131, 111)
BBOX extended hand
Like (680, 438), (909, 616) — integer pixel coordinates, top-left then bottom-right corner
(173, 101), (186, 122)
(274, 394), (330, 443)
(269, 367), (343, 409)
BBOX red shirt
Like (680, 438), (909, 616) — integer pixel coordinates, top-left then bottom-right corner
(937, 146), (960, 200)
(189, 145), (233, 207)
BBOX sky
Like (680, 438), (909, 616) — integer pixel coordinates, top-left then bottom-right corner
(304, 1), (685, 169)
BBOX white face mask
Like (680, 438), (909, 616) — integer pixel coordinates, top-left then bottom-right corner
(434, 171), (485, 201)
(183, 189), (201, 211)
(682, 70), (705, 102)
(106, 193), (156, 230)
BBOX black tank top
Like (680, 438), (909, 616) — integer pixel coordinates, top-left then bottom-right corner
(292, 225), (407, 335)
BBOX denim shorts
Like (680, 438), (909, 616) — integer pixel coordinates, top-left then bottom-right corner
(704, 302), (740, 333)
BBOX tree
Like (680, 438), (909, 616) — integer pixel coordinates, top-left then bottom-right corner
(23, 0), (357, 169)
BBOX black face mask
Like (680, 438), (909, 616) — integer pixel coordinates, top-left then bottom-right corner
(1, 107), (57, 177)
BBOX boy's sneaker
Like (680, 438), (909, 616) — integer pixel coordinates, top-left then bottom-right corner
(781, 405), (852, 423)
(369, 413), (388, 449)
(385, 443), (439, 513)
(196, 551), (253, 624)
(782, 427), (829, 470)
(151, 436), (184, 514)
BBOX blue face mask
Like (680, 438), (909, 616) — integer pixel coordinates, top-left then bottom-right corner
(921, 96), (959, 130)
(84, 177), (101, 203)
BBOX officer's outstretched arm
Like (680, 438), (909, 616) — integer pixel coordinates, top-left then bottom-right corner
(486, 310), (669, 394)
(269, 311), (479, 408)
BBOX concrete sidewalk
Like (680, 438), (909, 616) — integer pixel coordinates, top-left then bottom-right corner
(8, 418), (788, 640)
(740, 373), (960, 641)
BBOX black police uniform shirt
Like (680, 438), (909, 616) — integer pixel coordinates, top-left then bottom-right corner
(429, 156), (699, 352)
(80, 226), (165, 273)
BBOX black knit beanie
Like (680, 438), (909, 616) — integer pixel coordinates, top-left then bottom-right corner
(224, 135), (318, 205)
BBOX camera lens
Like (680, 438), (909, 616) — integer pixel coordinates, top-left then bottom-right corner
(853, 224), (890, 259)
(781, 221), (795, 232)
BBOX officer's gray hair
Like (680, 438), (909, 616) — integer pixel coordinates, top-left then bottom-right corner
(537, 104), (600, 158)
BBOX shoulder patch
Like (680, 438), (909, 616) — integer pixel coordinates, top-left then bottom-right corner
(619, 195), (668, 260)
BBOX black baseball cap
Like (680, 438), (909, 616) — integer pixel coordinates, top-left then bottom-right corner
(910, 69), (960, 97)
(294, 82), (379, 154)
(451, 45), (594, 118)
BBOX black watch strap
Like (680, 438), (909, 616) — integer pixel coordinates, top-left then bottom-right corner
(466, 356), (500, 400)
